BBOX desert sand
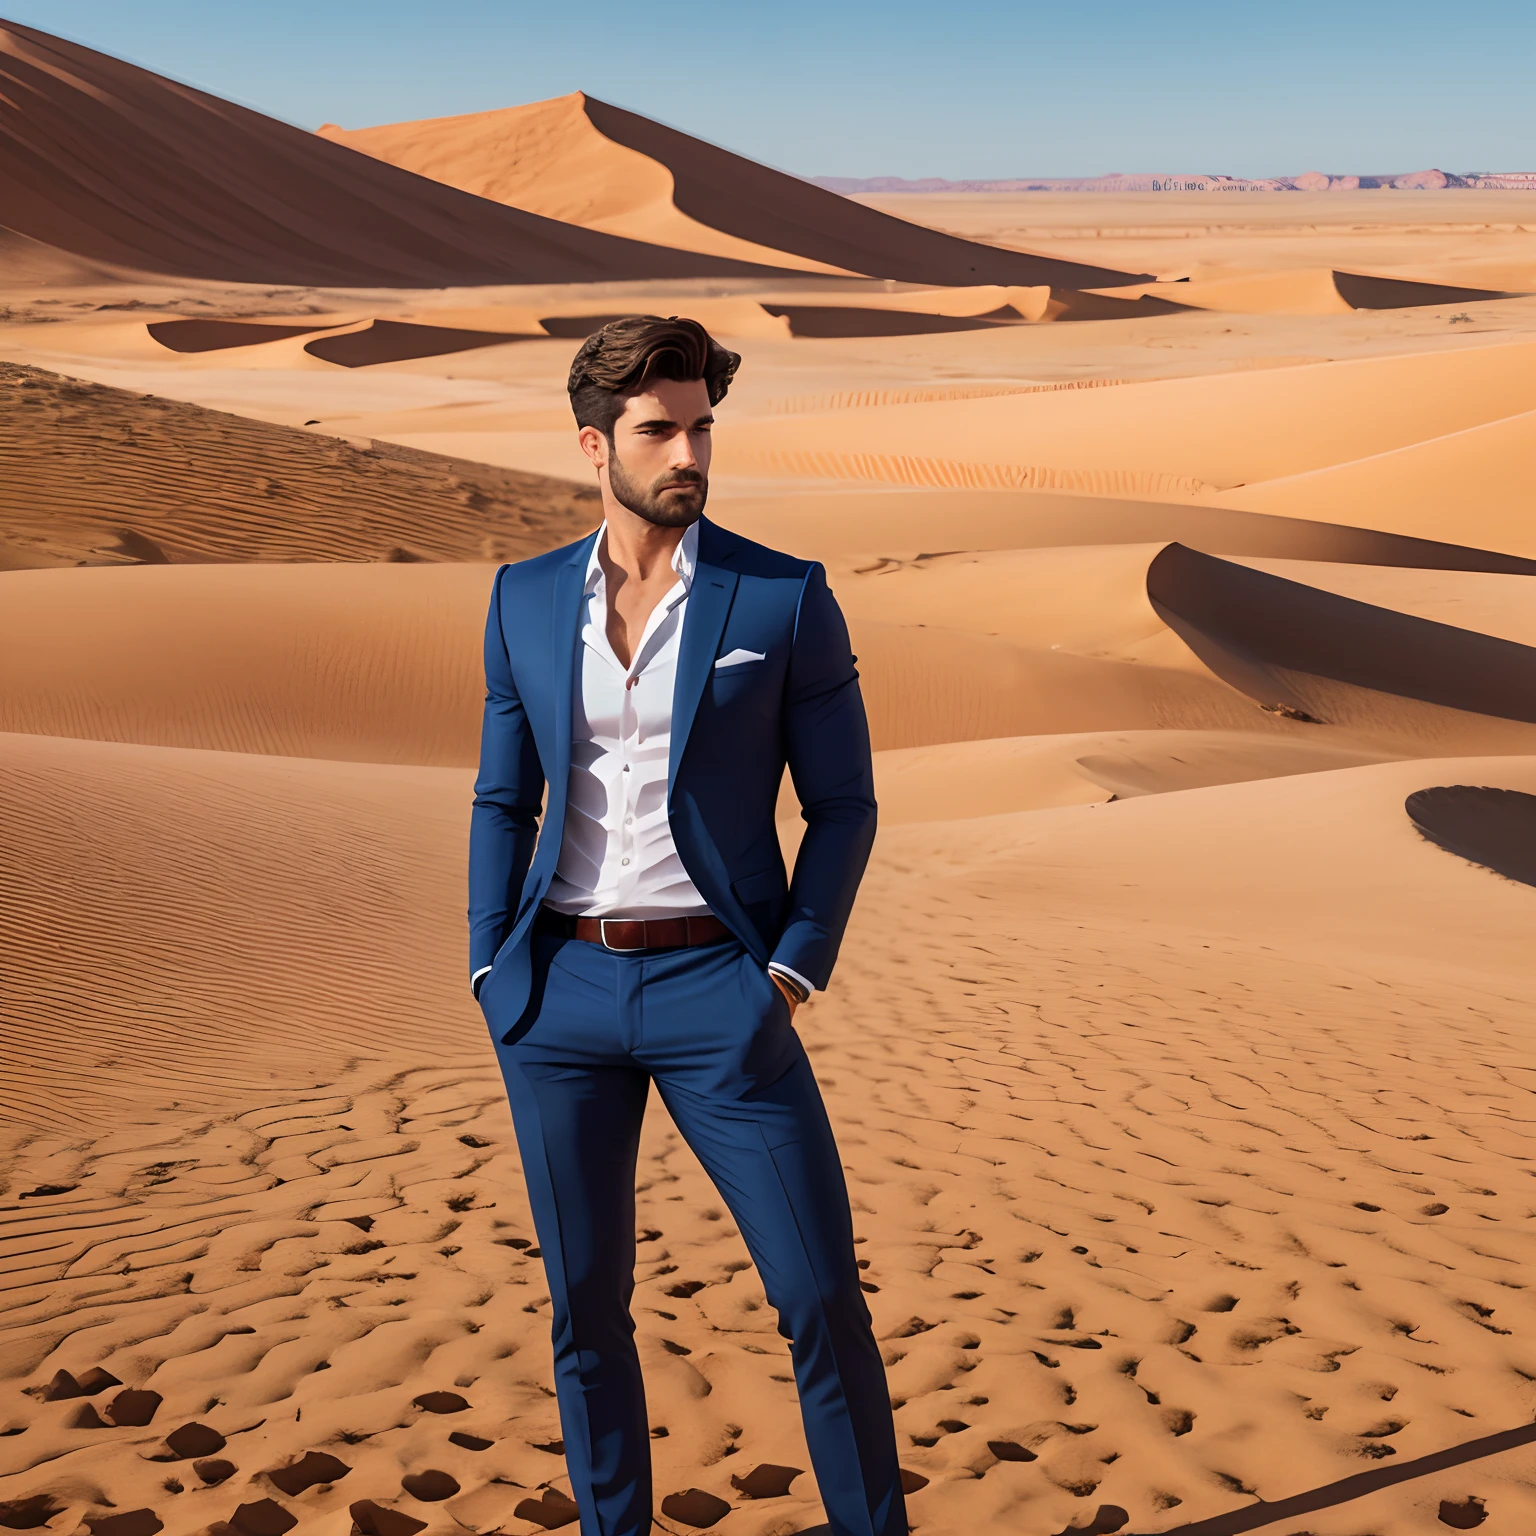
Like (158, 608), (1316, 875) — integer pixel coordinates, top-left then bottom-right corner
(4, 18), (1536, 1536)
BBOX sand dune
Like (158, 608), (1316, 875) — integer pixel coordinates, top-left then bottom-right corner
(713, 486), (1536, 573)
(139, 316), (548, 369)
(0, 24), (805, 287)
(1103, 267), (1516, 316)
(843, 542), (1536, 755)
(761, 303), (1026, 337)
(15, 538), (1533, 784)
(850, 186), (1536, 290)
(716, 337), (1536, 496)
(0, 564), (490, 765)
(1149, 543), (1536, 751)
(7, 732), (1536, 1534)
(0, 731), (478, 1131)
(1043, 288), (1193, 321)
(1331, 269), (1517, 308)
(147, 319), (340, 353)
(0, 363), (597, 566)
(301, 320), (543, 368)
(1234, 557), (1536, 646)
(1224, 407), (1536, 556)
(321, 93), (1150, 290)
(869, 729), (1394, 822)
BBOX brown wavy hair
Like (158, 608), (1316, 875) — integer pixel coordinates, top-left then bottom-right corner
(568, 315), (740, 438)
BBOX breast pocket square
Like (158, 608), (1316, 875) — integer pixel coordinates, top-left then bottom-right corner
(715, 648), (767, 669)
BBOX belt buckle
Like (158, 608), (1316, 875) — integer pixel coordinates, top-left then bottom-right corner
(599, 917), (646, 953)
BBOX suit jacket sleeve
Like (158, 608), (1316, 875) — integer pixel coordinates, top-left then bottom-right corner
(771, 562), (878, 990)
(467, 564), (546, 979)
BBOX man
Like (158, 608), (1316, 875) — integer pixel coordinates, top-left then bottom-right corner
(468, 315), (905, 1536)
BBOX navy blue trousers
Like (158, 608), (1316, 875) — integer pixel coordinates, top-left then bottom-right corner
(488, 931), (906, 1536)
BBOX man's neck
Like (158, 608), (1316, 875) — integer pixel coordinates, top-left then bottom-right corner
(598, 500), (694, 584)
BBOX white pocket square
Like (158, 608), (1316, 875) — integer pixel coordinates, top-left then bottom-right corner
(715, 648), (766, 669)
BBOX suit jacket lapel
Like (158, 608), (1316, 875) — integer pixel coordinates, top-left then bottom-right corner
(669, 519), (738, 800)
(549, 531), (597, 801)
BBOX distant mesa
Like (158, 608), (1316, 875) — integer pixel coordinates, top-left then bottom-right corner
(815, 168), (1536, 194)
(318, 92), (1150, 289)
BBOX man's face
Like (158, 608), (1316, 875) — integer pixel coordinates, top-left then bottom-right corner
(581, 375), (713, 528)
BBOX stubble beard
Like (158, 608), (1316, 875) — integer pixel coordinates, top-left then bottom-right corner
(606, 443), (708, 528)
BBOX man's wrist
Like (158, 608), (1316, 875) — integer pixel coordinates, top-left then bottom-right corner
(767, 963), (812, 1005)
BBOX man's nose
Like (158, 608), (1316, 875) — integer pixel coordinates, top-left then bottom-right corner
(668, 432), (699, 469)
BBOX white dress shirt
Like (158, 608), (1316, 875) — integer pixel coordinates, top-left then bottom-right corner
(544, 520), (708, 918)
(472, 522), (813, 1001)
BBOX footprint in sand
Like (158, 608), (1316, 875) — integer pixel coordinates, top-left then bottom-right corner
(1438, 1497), (1488, 1529)
(0, 1497), (64, 1530)
(400, 1468), (459, 1500)
(149, 1420), (226, 1459)
(84, 1512), (163, 1536)
(729, 1463), (804, 1498)
(265, 1448), (350, 1494)
(221, 1500), (296, 1536)
(36, 1367), (120, 1400)
(512, 1488), (581, 1529)
(349, 1501), (427, 1536)
(74, 1388), (161, 1428)
(659, 1489), (732, 1528)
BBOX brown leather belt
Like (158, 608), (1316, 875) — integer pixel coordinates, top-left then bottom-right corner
(536, 907), (733, 953)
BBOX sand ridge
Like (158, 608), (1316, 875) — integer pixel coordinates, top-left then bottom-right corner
(0, 23), (809, 288)
(0, 362), (598, 568)
(6, 744), (1536, 1534)
(320, 95), (1149, 291)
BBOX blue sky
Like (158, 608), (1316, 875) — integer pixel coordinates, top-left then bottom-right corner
(8, 0), (1536, 178)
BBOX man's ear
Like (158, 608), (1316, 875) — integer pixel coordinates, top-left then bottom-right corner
(577, 424), (609, 472)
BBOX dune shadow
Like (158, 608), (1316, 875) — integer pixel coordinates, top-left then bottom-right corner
(0, 21), (794, 287)
(1049, 289), (1196, 321)
(1407, 785), (1536, 887)
(1332, 271), (1519, 309)
(539, 313), (636, 339)
(147, 320), (331, 353)
(1129, 1419), (1535, 1534)
(579, 94), (1150, 288)
(762, 303), (1024, 337)
(303, 320), (535, 367)
(1147, 542), (1536, 725)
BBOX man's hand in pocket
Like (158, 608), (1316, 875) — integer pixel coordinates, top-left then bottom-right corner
(769, 971), (801, 1017)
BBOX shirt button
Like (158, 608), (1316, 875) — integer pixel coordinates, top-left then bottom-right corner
(621, 857), (630, 866)
(625, 816), (634, 825)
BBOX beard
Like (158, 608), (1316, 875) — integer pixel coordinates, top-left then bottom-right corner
(607, 445), (708, 527)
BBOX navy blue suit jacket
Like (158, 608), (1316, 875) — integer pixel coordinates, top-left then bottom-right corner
(467, 516), (877, 1033)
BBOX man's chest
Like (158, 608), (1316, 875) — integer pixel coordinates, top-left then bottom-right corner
(574, 641), (681, 746)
